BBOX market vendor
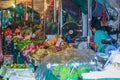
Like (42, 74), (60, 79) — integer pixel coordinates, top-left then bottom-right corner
(90, 21), (108, 52)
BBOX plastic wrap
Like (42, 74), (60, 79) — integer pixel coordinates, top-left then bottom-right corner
(3, 65), (35, 80)
(8, 70), (35, 80)
(42, 49), (94, 64)
(35, 49), (97, 80)
(3, 55), (13, 65)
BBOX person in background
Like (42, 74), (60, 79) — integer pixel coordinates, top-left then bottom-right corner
(90, 21), (108, 52)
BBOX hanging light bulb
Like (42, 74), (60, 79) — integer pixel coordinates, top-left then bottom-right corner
(44, 0), (47, 11)
(56, 0), (59, 9)
(12, 3), (16, 8)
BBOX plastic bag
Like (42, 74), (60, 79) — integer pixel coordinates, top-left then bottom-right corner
(42, 49), (94, 64)
(35, 49), (95, 80)
(3, 55), (13, 65)
(106, 2), (118, 18)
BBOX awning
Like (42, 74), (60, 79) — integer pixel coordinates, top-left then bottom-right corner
(71, 0), (88, 14)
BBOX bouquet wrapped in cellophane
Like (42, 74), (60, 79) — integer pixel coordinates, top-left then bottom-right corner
(35, 49), (95, 80)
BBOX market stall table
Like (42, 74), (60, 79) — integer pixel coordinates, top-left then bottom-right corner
(0, 64), (35, 80)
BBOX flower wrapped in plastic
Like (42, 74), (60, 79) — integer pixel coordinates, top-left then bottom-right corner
(35, 49), (95, 80)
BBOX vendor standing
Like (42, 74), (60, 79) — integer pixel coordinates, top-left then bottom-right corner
(90, 21), (108, 52)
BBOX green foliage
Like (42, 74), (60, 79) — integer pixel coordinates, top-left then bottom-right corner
(52, 65), (89, 80)
(15, 40), (40, 50)
(76, 66), (89, 77)
(52, 65), (70, 80)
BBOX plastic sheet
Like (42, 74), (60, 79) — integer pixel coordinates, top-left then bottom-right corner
(2, 66), (35, 80)
(8, 70), (35, 80)
(35, 63), (59, 80)
(35, 49), (97, 80)
(42, 49), (94, 64)
(35, 63), (92, 80)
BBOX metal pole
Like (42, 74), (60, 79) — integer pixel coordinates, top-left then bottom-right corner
(14, 0), (16, 23)
(57, 0), (60, 35)
(60, 0), (62, 36)
(0, 10), (2, 34)
(87, 0), (91, 47)
(44, 0), (47, 40)
(54, 0), (56, 22)
(0, 10), (1, 28)
(32, 0), (34, 24)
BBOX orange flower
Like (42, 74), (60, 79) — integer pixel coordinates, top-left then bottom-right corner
(15, 28), (21, 33)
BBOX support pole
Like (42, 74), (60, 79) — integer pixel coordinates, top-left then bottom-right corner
(44, 0), (47, 40)
(57, 0), (60, 35)
(14, 0), (16, 23)
(0, 10), (2, 34)
(54, 0), (56, 22)
(87, 0), (91, 47)
(0, 10), (3, 62)
(82, 13), (87, 37)
(60, 0), (62, 36)
(32, 0), (34, 24)
(0, 11), (1, 25)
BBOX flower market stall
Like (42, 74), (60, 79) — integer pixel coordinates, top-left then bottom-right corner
(0, 0), (120, 80)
